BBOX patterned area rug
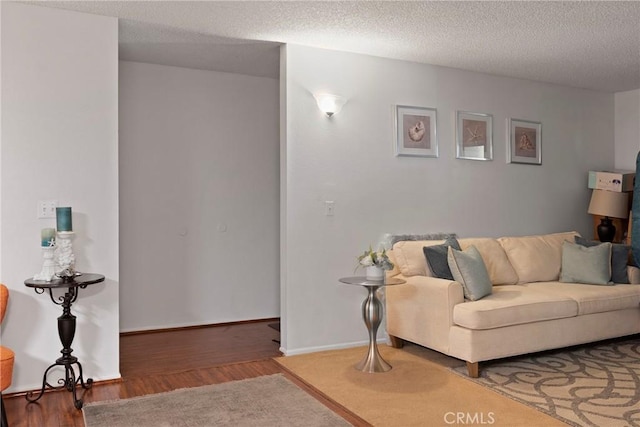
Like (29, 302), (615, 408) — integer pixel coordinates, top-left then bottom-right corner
(452, 338), (640, 427)
(83, 374), (350, 427)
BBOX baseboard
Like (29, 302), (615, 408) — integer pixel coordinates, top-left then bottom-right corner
(120, 317), (280, 336)
(4, 374), (123, 397)
(280, 337), (390, 356)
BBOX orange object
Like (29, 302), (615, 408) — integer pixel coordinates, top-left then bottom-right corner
(1, 283), (14, 427)
(0, 346), (13, 391)
(0, 285), (7, 323)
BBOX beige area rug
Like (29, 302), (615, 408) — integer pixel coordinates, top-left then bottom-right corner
(83, 374), (350, 427)
(451, 338), (640, 427)
(275, 345), (566, 427)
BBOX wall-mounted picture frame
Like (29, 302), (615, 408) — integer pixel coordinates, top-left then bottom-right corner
(394, 105), (438, 158)
(508, 118), (542, 165)
(456, 111), (493, 161)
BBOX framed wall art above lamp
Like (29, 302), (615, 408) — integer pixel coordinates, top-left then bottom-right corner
(588, 189), (629, 242)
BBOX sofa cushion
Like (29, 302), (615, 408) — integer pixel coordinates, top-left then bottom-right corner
(524, 282), (640, 315)
(498, 231), (579, 284)
(629, 265), (640, 284)
(385, 247), (401, 277)
(423, 238), (461, 280)
(560, 241), (612, 285)
(392, 240), (446, 277)
(452, 285), (578, 330)
(458, 238), (518, 285)
(447, 246), (493, 301)
(575, 236), (630, 284)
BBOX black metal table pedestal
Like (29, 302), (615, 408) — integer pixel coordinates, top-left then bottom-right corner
(24, 274), (105, 409)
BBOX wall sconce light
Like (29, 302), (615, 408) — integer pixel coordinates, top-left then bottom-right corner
(314, 93), (346, 117)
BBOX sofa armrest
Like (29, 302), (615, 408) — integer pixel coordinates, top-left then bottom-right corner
(628, 265), (640, 284)
(385, 275), (464, 354)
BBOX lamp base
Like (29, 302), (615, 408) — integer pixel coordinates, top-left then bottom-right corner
(597, 217), (616, 242)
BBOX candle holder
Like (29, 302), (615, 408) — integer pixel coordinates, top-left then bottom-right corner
(55, 231), (76, 277)
(34, 245), (57, 281)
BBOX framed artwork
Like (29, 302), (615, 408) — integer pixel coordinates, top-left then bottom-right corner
(394, 105), (438, 157)
(456, 111), (493, 161)
(508, 118), (542, 165)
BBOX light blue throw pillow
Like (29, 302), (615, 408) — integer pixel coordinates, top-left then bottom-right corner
(574, 237), (629, 284)
(560, 240), (612, 285)
(447, 245), (492, 301)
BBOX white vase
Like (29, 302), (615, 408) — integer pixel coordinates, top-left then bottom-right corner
(365, 266), (385, 281)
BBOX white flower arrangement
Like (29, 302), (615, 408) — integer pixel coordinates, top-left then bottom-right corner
(357, 246), (394, 271)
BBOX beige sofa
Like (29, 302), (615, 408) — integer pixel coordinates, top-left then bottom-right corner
(385, 231), (640, 377)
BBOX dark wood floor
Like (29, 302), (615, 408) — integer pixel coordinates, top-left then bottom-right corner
(3, 319), (368, 427)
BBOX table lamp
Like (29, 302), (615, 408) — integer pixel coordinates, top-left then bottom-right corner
(587, 189), (629, 242)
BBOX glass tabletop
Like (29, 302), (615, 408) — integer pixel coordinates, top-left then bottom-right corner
(338, 276), (406, 287)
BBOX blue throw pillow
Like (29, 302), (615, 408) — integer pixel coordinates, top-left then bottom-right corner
(574, 236), (630, 284)
(423, 238), (461, 280)
(561, 241), (612, 285)
(447, 245), (493, 301)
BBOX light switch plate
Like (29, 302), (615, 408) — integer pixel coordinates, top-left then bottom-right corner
(38, 200), (58, 219)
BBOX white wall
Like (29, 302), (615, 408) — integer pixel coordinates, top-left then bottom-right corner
(281, 44), (615, 354)
(614, 89), (640, 170)
(119, 61), (279, 332)
(1, 3), (119, 392)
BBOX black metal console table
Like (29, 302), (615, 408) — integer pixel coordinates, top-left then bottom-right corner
(24, 273), (105, 409)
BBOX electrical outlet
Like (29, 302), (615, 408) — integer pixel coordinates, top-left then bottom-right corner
(325, 201), (335, 216)
(38, 200), (58, 219)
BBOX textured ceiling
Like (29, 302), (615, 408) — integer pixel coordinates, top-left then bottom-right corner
(24, 1), (640, 92)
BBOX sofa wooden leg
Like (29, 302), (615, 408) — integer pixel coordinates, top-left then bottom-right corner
(388, 335), (404, 348)
(466, 361), (479, 378)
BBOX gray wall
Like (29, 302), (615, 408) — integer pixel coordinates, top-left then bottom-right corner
(1, 3), (119, 392)
(280, 44), (615, 354)
(119, 61), (280, 331)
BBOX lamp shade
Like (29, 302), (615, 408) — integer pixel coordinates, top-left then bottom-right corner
(587, 189), (629, 218)
(313, 93), (346, 117)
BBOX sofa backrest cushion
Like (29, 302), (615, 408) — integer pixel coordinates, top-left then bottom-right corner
(385, 248), (401, 277)
(498, 231), (580, 284)
(392, 240), (446, 277)
(458, 238), (518, 285)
